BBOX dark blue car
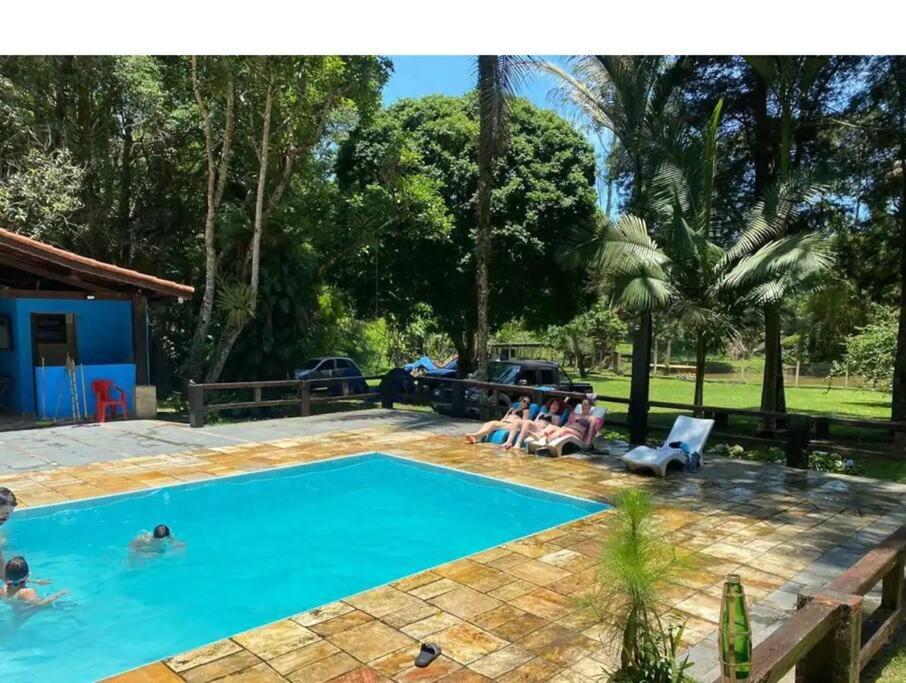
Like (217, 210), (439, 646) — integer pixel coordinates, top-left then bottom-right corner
(293, 356), (368, 395)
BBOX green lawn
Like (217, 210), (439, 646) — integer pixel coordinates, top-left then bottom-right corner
(580, 372), (891, 419)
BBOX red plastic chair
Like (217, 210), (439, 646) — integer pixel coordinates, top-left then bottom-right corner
(91, 380), (128, 423)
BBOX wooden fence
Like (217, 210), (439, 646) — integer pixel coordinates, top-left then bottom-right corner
(185, 372), (906, 453)
(714, 523), (906, 683)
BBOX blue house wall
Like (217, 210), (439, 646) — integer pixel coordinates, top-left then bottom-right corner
(0, 297), (136, 417)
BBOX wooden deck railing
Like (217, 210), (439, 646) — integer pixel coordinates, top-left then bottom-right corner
(713, 524), (906, 683)
(186, 370), (906, 452)
(187, 375), (385, 428)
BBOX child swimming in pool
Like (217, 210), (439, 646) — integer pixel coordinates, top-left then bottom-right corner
(130, 524), (185, 555)
(0, 556), (67, 608)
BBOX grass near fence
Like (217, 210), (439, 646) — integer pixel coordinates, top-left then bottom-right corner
(580, 371), (891, 420)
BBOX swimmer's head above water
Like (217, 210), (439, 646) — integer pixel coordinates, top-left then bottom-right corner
(152, 524), (171, 539)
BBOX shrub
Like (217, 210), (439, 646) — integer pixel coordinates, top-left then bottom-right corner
(586, 489), (693, 681)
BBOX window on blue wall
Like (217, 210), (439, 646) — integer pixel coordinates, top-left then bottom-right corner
(0, 314), (11, 351)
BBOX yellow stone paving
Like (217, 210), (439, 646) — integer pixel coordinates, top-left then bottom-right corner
(3, 424), (904, 682)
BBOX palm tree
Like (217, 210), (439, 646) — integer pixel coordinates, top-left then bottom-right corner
(540, 56), (684, 443)
(474, 56), (527, 379)
(744, 56), (829, 422)
(560, 101), (832, 410)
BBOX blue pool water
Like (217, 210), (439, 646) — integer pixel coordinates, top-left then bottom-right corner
(0, 452), (606, 682)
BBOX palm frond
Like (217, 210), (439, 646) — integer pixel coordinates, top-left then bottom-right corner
(721, 232), (833, 299)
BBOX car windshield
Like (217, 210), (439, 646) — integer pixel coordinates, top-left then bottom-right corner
(487, 362), (519, 384)
(298, 359), (322, 370)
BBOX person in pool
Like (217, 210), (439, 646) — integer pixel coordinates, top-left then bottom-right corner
(0, 556), (67, 608)
(130, 524), (184, 554)
(501, 398), (566, 450)
(464, 395), (532, 444)
(0, 487), (17, 582)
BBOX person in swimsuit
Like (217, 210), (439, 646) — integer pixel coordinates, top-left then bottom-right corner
(0, 487), (17, 582)
(501, 398), (565, 450)
(130, 524), (185, 555)
(547, 397), (595, 443)
(0, 556), (67, 608)
(465, 395), (532, 444)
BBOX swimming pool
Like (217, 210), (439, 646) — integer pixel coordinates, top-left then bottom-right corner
(0, 452), (607, 681)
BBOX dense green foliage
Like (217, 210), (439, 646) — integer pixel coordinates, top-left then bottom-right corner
(0, 55), (903, 414)
(333, 94), (598, 370)
(546, 303), (627, 377)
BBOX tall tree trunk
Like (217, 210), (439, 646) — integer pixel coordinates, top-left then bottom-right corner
(185, 58), (235, 381)
(118, 117), (133, 264)
(475, 55), (497, 381)
(629, 311), (652, 444)
(694, 333), (706, 412)
(572, 335), (587, 378)
(760, 303), (782, 433)
(891, 58), (906, 429)
(205, 79), (272, 383)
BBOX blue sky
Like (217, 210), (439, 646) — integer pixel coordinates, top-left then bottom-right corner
(383, 56), (610, 207)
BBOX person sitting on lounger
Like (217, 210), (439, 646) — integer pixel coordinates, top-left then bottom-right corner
(546, 397), (595, 444)
(465, 395), (532, 444)
(501, 398), (565, 450)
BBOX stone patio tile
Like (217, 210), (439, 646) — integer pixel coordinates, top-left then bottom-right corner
(233, 620), (321, 660)
(538, 549), (595, 572)
(370, 647), (419, 677)
(504, 559), (572, 586)
(401, 611), (463, 639)
(181, 651), (263, 683)
(382, 601), (440, 629)
(487, 579), (538, 601)
(509, 588), (577, 621)
(548, 669), (595, 683)
(327, 665), (389, 682)
(394, 655), (463, 682)
(166, 639), (243, 672)
(495, 656), (562, 682)
(269, 641), (342, 676)
(394, 571), (443, 592)
(409, 578), (462, 600)
(486, 613), (550, 642)
(471, 604), (526, 632)
(327, 620), (416, 663)
(430, 623), (509, 664)
(486, 552), (534, 571)
(104, 662), (184, 682)
(212, 662), (287, 682)
(286, 652), (359, 683)
(468, 645), (534, 678)
(516, 623), (599, 666)
(310, 610), (375, 637)
(674, 592), (723, 624)
(294, 601), (354, 627)
(438, 670), (493, 682)
(434, 560), (512, 593)
(347, 586), (427, 618)
(428, 586), (501, 620)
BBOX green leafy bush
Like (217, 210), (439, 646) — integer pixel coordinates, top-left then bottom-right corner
(835, 305), (898, 391)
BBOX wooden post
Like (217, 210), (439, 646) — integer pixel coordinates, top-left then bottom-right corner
(786, 414), (811, 469)
(188, 381), (204, 428)
(628, 311), (653, 445)
(795, 360), (801, 388)
(131, 292), (150, 385)
(379, 373), (394, 409)
(452, 381), (465, 418)
(882, 553), (905, 611)
(652, 338), (659, 376)
(797, 591), (862, 683)
(844, 368), (849, 388)
(299, 381), (311, 416)
(341, 379), (349, 397)
(252, 387), (262, 404)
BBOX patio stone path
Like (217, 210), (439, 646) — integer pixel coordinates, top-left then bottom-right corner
(3, 416), (905, 682)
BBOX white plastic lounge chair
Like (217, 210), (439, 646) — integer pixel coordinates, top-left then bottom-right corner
(529, 406), (607, 457)
(621, 415), (715, 477)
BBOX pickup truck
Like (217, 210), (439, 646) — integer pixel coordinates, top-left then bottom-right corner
(431, 359), (594, 416)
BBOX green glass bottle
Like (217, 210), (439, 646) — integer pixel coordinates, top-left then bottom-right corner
(719, 574), (752, 681)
